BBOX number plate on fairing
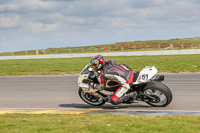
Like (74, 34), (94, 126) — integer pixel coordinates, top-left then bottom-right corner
(135, 66), (158, 84)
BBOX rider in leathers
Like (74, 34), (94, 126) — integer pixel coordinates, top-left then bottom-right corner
(90, 54), (137, 105)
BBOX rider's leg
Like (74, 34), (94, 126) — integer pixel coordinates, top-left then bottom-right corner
(110, 83), (135, 105)
(108, 75), (136, 105)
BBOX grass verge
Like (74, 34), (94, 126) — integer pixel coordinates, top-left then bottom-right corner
(0, 114), (199, 133)
(0, 54), (200, 76)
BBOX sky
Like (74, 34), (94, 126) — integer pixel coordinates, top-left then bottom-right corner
(0, 0), (200, 52)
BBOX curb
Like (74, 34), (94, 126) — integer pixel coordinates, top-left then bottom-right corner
(0, 109), (94, 114)
(1, 109), (200, 116)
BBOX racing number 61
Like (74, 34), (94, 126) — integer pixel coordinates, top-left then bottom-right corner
(142, 74), (148, 80)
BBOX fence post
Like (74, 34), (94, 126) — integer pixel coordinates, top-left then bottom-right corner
(121, 46), (124, 51)
(36, 50), (39, 55)
(43, 49), (45, 54)
(133, 45), (136, 50)
(158, 44), (160, 49)
(181, 44), (184, 49)
(82, 48), (84, 53)
(170, 44), (174, 49)
(95, 48), (97, 53)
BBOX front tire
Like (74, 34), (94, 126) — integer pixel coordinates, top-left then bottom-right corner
(142, 81), (173, 107)
(78, 87), (106, 106)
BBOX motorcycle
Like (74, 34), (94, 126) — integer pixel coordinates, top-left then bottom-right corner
(78, 63), (173, 107)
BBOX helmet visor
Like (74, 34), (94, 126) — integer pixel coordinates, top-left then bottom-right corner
(92, 64), (97, 70)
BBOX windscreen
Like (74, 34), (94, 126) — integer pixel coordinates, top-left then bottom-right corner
(80, 63), (91, 75)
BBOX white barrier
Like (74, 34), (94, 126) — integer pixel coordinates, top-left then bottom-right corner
(0, 49), (200, 60)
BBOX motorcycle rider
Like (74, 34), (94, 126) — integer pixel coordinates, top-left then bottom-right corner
(90, 54), (137, 105)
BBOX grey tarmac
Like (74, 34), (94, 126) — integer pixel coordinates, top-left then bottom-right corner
(0, 73), (200, 115)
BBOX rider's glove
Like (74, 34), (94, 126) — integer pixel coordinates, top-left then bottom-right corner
(89, 82), (103, 91)
(93, 84), (103, 91)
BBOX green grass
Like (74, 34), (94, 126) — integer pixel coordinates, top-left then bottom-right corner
(0, 114), (199, 133)
(0, 54), (200, 76)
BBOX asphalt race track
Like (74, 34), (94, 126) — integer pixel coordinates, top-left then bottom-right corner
(0, 73), (200, 115)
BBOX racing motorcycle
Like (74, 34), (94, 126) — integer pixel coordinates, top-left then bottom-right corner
(78, 63), (173, 107)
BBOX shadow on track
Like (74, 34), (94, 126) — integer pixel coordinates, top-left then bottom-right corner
(58, 103), (151, 110)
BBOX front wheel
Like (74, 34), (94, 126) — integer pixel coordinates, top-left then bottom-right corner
(142, 81), (173, 107)
(78, 87), (106, 106)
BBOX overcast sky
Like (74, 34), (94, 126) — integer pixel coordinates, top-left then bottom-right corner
(0, 0), (200, 52)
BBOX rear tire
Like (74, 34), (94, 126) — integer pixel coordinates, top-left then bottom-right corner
(78, 87), (106, 106)
(142, 81), (173, 107)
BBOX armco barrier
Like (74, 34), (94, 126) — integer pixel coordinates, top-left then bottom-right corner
(0, 49), (200, 60)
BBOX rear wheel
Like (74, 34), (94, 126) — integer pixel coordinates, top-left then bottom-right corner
(78, 87), (106, 106)
(142, 81), (173, 107)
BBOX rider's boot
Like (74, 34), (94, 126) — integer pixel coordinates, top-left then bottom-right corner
(127, 91), (137, 103)
(108, 91), (137, 105)
(118, 91), (137, 103)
